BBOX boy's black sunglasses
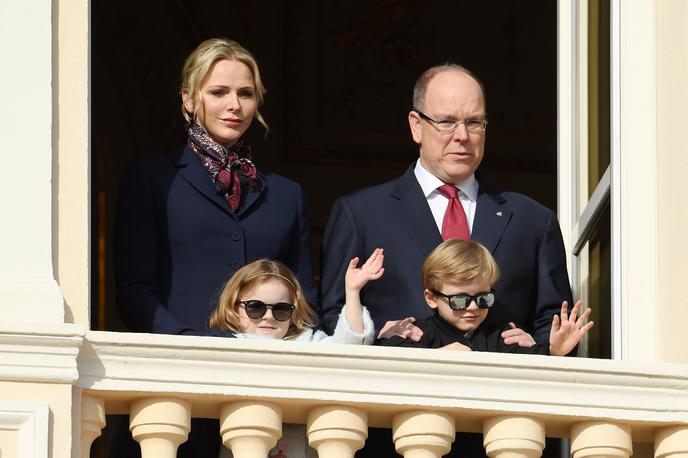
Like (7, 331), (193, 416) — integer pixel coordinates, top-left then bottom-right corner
(430, 290), (495, 311)
(241, 300), (295, 322)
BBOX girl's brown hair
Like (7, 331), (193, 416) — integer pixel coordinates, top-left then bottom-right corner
(208, 259), (316, 339)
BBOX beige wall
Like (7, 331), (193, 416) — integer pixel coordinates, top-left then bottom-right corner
(656, 0), (688, 364)
(0, 429), (18, 458)
(55, 0), (90, 328)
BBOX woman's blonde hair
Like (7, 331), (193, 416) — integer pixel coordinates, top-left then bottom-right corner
(209, 259), (316, 339)
(180, 37), (269, 132)
(422, 239), (500, 291)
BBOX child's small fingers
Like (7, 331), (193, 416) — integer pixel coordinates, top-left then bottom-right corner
(367, 249), (384, 267)
(551, 313), (560, 331)
(349, 257), (360, 268)
(560, 301), (569, 320)
(570, 300), (583, 321)
(581, 321), (594, 334)
(576, 308), (592, 326)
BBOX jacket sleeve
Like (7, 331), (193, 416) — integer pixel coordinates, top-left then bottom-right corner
(288, 185), (319, 308)
(318, 305), (375, 344)
(113, 163), (194, 335)
(376, 336), (426, 348)
(320, 198), (362, 333)
(532, 211), (574, 344)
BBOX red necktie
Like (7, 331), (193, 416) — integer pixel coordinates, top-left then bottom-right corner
(437, 184), (470, 240)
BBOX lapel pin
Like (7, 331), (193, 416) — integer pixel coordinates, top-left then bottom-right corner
(496, 211), (503, 217)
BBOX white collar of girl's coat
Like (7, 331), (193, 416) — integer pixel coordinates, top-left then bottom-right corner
(234, 327), (320, 341)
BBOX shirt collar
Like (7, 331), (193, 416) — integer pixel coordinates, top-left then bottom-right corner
(413, 159), (479, 202)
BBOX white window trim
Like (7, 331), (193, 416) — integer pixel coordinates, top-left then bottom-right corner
(615, 0), (658, 361)
(559, 0), (660, 361)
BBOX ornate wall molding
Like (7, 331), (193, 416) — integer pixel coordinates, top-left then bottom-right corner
(0, 402), (49, 458)
(0, 324), (84, 384)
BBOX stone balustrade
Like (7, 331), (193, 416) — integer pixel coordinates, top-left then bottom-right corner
(76, 330), (688, 457)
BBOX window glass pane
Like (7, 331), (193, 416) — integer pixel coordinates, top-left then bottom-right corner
(579, 203), (611, 358)
(587, 0), (610, 198)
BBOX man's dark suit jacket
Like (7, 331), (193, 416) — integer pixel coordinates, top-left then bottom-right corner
(114, 145), (317, 336)
(320, 164), (573, 344)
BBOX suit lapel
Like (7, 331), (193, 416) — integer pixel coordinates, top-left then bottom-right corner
(471, 178), (510, 252)
(389, 166), (444, 256)
(175, 146), (234, 217)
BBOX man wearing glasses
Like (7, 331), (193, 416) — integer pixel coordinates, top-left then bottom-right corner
(321, 63), (572, 348)
(320, 62), (574, 456)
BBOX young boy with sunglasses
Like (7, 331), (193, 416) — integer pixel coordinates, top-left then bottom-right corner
(378, 239), (593, 355)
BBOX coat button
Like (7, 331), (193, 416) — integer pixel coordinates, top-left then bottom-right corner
(231, 231), (241, 241)
(231, 261), (241, 270)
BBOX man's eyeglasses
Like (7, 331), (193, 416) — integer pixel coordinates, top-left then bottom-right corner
(431, 290), (495, 311)
(414, 109), (487, 133)
(240, 300), (295, 322)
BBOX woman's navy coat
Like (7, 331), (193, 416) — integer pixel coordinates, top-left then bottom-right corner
(113, 145), (317, 335)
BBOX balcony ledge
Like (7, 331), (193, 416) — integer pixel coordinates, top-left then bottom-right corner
(77, 330), (688, 440)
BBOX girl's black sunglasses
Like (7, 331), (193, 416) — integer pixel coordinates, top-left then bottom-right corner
(240, 300), (295, 322)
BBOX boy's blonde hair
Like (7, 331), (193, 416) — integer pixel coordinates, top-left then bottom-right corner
(209, 259), (316, 339)
(180, 37), (269, 132)
(422, 239), (500, 291)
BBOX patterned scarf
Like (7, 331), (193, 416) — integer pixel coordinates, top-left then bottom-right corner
(187, 123), (261, 212)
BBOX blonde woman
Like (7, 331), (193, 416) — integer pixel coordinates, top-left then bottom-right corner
(114, 38), (317, 337)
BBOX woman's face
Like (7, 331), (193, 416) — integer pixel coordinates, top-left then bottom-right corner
(184, 58), (257, 147)
(237, 278), (293, 339)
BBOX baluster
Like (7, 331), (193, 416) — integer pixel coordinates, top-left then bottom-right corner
(483, 415), (545, 458)
(307, 405), (367, 458)
(571, 421), (632, 458)
(392, 410), (455, 458)
(220, 401), (282, 458)
(655, 425), (688, 458)
(80, 394), (105, 458)
(129, 397), (191, 458)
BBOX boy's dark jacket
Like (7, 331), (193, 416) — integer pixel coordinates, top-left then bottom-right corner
(378, 312), (550, 354)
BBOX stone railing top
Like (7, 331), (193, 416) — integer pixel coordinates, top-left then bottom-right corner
(75, 330), (688, 439)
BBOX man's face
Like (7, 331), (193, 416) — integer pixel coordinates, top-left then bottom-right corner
(409, 70), (486, 184)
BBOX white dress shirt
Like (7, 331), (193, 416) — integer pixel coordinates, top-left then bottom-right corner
(413, 160), (479, 235)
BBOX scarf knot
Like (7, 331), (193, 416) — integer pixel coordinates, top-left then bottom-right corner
(187, 123), (261, 211)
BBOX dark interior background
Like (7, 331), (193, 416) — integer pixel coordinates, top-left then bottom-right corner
(91, 0), (557, 332)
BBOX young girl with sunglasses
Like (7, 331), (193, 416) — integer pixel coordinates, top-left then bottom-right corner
(209, 249), (384, 343)
(210, 251), (383, 458)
